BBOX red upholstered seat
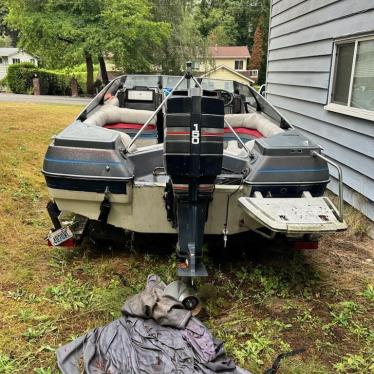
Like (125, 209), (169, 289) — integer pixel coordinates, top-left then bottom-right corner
(103, 123), (156, 130)
(224, 127), (263, 138)
(103, 123), (263, 142)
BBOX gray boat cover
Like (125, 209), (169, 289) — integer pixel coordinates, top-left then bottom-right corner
(56, 275), (251, 374)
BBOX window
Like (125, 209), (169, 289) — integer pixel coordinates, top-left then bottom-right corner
(248, 69), (258, 78)
(234, 60), (243, 70)
(30, 58), (35, 64)
(237, 82), (250, 97)
(351, 40), (374, 111)
(327, 36), (374, 119)
(0, 57), (3, 64)
(12, 58), (20, 64)
(191, 60), (200, 70)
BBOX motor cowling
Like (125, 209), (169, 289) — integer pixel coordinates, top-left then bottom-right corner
(164, 87), (224, 277)
(164, 87), (224, 190)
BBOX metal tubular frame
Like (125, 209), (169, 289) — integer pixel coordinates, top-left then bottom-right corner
(127, 67), (253, 159)
(224, 118), (252, 156)
(312, 151), (344, 222)
(127, 74), (186, 151)
(192, 76), (253, 157)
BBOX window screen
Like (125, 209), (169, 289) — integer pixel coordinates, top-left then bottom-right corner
(191, 61), (200, 70)
(351, 39), (374, 111)
(332, 43), (355, 105)
(330, 37), (374, 113)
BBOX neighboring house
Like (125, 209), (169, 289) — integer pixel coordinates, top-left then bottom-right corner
(266, 0), (374, 221)
(102, 47), (256, 85)
(194, 46), (256, 85)
(203, 64), (254, 86)
(0, 48), (38, 80)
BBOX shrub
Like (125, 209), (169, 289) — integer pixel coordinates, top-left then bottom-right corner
(50, 64), (100, 95)
(6, 62), (38, 94)
(74, 72), (88, 94)
(40, 69), (71, 95)
(6, 63), (76, 95)
(94, 79), (104, 91)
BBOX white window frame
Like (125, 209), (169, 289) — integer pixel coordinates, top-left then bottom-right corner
(248, 69), (258, 78)
(325, 34), (374, 121)
(234, 60), (244, 70)
(191, 60), (200, 70)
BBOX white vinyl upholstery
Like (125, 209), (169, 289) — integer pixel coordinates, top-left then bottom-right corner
(84, 105), (156, 127)
(103, 96), (120, 106)
(225, 112), (283, 138)
(116, 132), (137, 153)
(224, 140), (256, 158)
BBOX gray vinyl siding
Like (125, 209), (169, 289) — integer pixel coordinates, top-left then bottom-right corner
(266, 0), (374, 221)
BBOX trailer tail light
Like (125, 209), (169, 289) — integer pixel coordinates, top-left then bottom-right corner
(294, 240), (319, 250)
(47, 237), (75, 248)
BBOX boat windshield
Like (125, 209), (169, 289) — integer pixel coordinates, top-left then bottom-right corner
(200, 78), (235, 92)
(162, 76), (188, 90)
(124, 75), (160, 88)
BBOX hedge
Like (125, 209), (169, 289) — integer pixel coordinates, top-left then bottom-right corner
(5, 63), (81, 95)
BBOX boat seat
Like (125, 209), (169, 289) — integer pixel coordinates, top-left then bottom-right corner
(84, 105), (156, 128)
(223, 127), (263, 141)
(117, 132), (137, 153)
(224, 139), (256, 158)
(84, 105), (157, 144)
(103, 95), (119, 106)
(102, 122), (156, 135)
(225, 112), (283, 139)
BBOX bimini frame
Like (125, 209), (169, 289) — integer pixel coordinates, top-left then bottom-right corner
(126, 62), (252, 155)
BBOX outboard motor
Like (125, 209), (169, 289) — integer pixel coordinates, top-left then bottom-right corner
(164, 86), (224, 277)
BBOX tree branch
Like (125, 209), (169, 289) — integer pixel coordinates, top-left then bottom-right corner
(57, 35), (85, 44)
(57, 35), (75, 44)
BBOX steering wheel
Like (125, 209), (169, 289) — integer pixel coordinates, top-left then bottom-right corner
(213, 89), (234, 106)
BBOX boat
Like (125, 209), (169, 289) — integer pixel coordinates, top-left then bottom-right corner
(42, 63), (347, 277)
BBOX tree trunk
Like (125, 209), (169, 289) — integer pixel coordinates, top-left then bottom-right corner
(98, 54), (109, 85)
(85, 52), (94, 95)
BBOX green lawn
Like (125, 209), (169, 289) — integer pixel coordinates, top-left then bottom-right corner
(0, 102), (373, 373)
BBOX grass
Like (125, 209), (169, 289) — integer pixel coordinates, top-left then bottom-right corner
(0, 102), (373, 373)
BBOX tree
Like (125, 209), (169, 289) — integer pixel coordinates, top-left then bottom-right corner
(0, 1), (17, 46)
(196, 3), (237, 44)
(5, 0), (170, 93)
(101, 0), (170, 74)
(151, 0), (207, 74)
(5, 0), (102, 93)
(249, 18), (263, 70)
(195, 0), (270, 82)
(206, 10), (238, 46)
(254, 0), (271, 84)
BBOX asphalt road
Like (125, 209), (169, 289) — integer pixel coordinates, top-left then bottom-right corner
(0, 93), (91, 105)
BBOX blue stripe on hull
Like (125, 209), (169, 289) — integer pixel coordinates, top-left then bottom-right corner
(45, 157), (122, 166)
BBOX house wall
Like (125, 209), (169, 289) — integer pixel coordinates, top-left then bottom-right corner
(9, 51), (38, 65)
(0, 51), (37, 80)
(196, 58), (247, 73)
(0, 58), (7, 80)
(212, 58), (247, 71)
(204, 66), (251, 85)
(266, 0), (374, 221)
